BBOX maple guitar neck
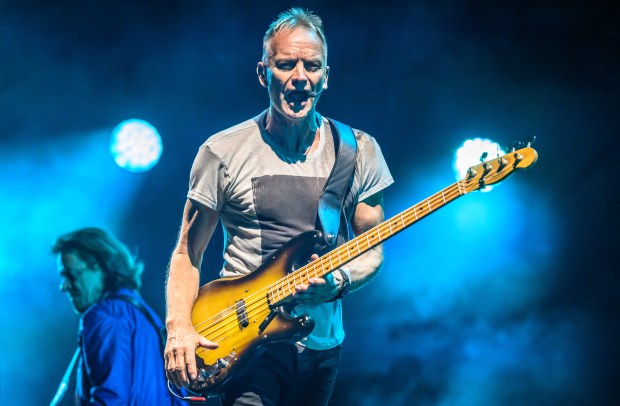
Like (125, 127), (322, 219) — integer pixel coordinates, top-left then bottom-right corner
(266, 182), (461, 303)
(267, 146), (538, 304)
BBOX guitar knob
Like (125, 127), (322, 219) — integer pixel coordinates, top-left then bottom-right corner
(218, 358), (230, 368)
(199, 368), (212, 379)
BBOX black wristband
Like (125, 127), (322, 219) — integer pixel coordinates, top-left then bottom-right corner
(331, 268), (351, 301)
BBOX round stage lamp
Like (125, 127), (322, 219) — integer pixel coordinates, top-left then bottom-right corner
(110, 119), (163, 172)
(453, 138), (505, 192)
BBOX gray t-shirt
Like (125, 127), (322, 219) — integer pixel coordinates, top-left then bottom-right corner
(188, 110), (393, 349)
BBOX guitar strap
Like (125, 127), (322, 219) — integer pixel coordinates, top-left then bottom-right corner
(318, 118), (358, 246)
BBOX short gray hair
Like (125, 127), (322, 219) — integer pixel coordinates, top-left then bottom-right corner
(262, 8), (328, 63)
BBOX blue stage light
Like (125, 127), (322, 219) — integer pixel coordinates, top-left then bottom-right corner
(454, 138), (505, 192)
(110, 119), (163, 172)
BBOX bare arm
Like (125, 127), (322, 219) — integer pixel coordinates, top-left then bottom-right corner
(346, 191), (385, 290)
(164, 199), (220, 388)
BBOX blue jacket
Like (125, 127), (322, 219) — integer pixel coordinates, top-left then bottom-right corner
(77, 288), (181, 405)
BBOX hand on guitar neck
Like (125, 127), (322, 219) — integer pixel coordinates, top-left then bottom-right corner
(291, 254), (342, 305)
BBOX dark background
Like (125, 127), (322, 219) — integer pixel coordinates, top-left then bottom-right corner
(1, 0), (618, 404)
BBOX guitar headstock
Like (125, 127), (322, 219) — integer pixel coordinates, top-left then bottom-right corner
(460, 147), (538, 193)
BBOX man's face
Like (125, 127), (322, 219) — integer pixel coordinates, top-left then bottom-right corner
(258, 27), (329, 121)
(57, 251), (105, 314)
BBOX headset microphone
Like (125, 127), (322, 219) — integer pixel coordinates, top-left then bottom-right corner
(307, 89), (323, 97)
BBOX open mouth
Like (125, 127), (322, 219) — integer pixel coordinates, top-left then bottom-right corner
(286, 90), (310, 103)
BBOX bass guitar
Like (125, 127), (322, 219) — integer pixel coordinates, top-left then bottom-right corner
(188, 146), (538, 394)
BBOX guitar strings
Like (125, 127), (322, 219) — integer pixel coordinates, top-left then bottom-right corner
(197, 181), (490, 354)
(192, 182), (471, 348)
(192, 181), (469, 344)
(206, 154), (523, 344)
(192, 182), (469, 343)
(196, 184), (469, 350)
(194, 156), (525, 359)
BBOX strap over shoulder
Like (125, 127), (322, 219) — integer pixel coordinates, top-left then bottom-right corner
(317, 118), (358, 246)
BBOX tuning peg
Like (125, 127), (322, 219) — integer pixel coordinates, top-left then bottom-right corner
(510, 140), (523, 151)
(526, 135), (537, 148)
(479, 152), (488, 162)
(510, 136), (537, 151)
(514, 152), (523, 164)
(497, 157), (508, 171)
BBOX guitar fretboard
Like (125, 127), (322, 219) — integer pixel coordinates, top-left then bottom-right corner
(267, 179), (472, 303)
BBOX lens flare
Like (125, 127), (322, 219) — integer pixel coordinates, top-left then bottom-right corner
(110, 119), (163, 172)
(454, 138), (505, 192)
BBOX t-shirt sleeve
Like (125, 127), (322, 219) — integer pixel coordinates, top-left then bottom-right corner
(187, 144), (228, 211)
(355, 132), (394, 203)
(81, 306), (133, 405)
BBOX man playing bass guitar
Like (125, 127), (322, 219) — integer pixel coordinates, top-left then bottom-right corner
(164, 8), (393, 406)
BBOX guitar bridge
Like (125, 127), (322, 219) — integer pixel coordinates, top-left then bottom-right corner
(194, 352), (237, 389)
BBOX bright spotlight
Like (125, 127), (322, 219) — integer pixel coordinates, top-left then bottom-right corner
(110, 119), (163, 172)
(453, 138), (505, 192)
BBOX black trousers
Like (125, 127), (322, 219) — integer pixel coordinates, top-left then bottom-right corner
(220, 342), (341, 406)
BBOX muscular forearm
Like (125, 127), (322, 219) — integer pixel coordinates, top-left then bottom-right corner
(342, 244), (383, 291)
(165, 251), (201, 329)
(166, 200), (218, 330)
(165, 200), (220, 387)
(344, 192), (385, 292)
